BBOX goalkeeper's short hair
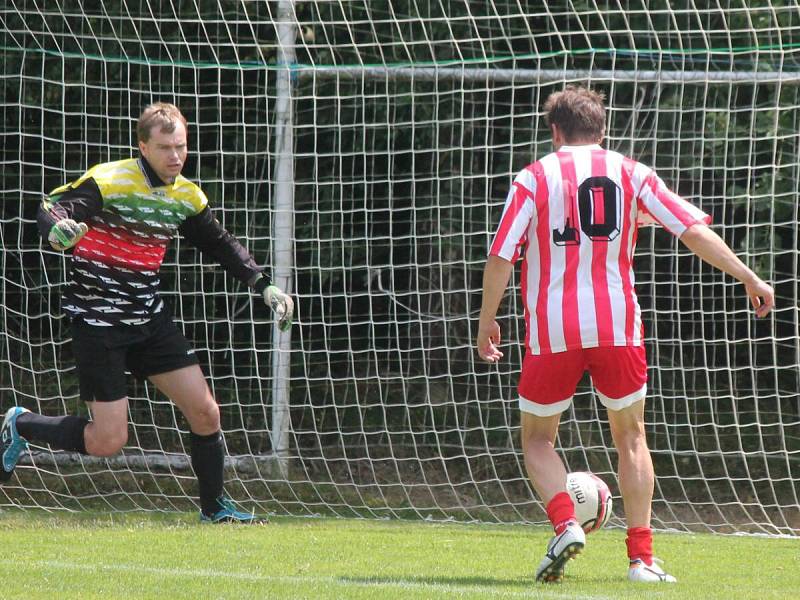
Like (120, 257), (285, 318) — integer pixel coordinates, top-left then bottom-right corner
(137, 102), (188, 143)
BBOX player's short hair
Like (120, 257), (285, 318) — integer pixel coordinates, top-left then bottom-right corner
(543, 86), (606, 143)
(137, 103), (188, 142)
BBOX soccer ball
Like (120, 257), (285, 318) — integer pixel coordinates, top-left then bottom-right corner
(566, 471), (613, 534)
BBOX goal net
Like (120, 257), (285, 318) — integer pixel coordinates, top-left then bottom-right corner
(2, 2), (798, 536)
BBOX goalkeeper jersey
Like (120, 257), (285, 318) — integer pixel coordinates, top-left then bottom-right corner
(489, 144), (711, 355)
(38, 157), (263, 326)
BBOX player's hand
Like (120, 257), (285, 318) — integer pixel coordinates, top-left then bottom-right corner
(477, 320), (504, 363)
(263, 285), (294, 332)
(744, 277), (775, 318)
(48, 219), (88, 251)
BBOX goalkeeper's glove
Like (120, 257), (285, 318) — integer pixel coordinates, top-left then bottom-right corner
(263, 284), (294, 332)
(48, 219), (89, 251)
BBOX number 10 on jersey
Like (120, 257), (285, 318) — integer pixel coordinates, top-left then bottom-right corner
(553, 176), (622, 246)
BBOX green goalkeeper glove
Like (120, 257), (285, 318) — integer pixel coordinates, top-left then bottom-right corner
(48, 219), (88, 251)
(263, 285), (294, 332)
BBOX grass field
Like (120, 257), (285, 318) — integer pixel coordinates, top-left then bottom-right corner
(0, 511), (795, 599)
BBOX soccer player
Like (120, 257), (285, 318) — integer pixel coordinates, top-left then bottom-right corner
(477, 87), (775, 583)
(0, 102), (294, 523)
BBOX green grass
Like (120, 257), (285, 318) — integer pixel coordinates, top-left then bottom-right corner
(0, 512), (795, 599)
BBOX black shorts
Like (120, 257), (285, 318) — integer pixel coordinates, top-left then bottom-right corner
(71, 308), (200, 402)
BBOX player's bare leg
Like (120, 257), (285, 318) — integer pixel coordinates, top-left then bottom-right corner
(522, 411), (585, 583)
(607, 400), (652, 528)
(608, 399), (675, 582)
(149, 365), (257, 523)
(2, 399), (123, 480)
(521, 412), (566, 503)
(84, 398), (129, 457)
(149, 365), (219, 435)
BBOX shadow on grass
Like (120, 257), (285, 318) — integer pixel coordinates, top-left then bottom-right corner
(338, 574), (532, 589)
(338, 573), (633, 592)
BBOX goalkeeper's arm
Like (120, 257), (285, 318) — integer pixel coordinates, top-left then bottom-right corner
(37, 178), (102, 250)
(179, 207), (294, 331)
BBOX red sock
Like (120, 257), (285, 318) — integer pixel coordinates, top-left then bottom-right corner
(626, 527), (653, 566)
(546, 492), (577, 534)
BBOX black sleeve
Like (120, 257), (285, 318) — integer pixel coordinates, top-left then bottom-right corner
(37, 177), (103, 240)
(178, 206), (265, 287)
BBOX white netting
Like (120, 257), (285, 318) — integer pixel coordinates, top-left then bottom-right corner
(1, 2), (798, 535)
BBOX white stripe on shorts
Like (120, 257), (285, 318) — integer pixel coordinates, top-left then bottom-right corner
(518, 394), (572, 417)
(596, 383), (647, 411)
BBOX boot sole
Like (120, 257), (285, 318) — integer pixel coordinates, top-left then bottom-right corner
(536, 541), (584, 583)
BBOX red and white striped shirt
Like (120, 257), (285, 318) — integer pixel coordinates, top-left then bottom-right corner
(490, 144), (711, 355)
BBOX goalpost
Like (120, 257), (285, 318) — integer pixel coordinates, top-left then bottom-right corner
(2, 2), (798, 536)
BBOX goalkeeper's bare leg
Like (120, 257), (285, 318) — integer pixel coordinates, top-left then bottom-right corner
(149, 365), (260, 523)
(2, 397), (128, 481)
(84, 399), (130, 456)
(522, 412), (585, 583)
(608, 399), (676, 582)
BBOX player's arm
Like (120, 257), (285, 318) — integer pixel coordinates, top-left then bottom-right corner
(37, 178), (103, 250)
(679, 223), (775, 318)
(179, 207), (294, 331)
(477, 255), (514, 363)
(478, 172), (536, 362)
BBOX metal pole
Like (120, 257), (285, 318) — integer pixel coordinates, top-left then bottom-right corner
(297, 64), (800, 85)
(270, 0), (296, 478)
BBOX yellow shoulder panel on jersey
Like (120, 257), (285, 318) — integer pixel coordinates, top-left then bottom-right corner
(47, 159), (145, 205)
(47, 160), (208, 216)
(87, 159), (147, 202)
(171, 176), (209, 215)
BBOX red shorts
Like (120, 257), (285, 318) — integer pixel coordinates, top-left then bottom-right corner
(518, 345), (648, 416)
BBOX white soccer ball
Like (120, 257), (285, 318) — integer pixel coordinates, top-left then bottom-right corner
(566, 471), (613, 534)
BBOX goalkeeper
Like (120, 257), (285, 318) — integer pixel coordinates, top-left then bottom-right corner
(0, 102), (293, 523)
